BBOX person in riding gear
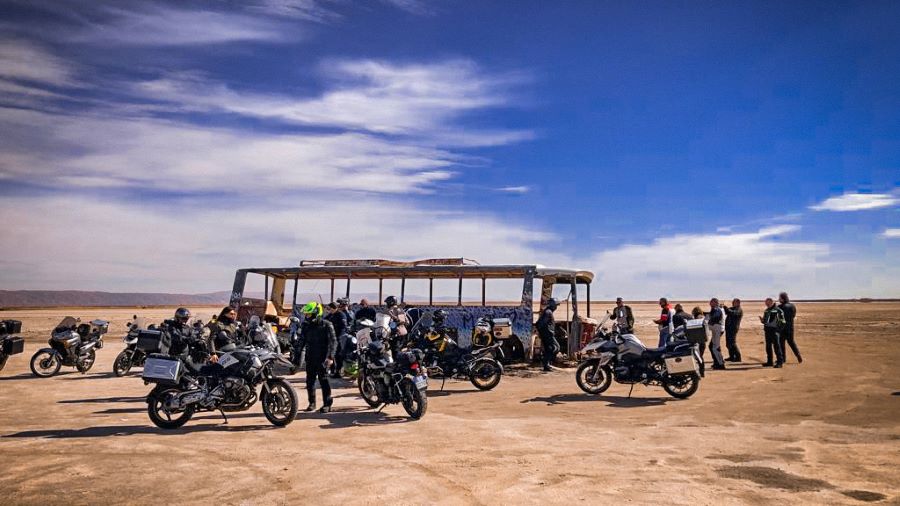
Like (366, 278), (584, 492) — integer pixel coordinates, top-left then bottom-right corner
(384, 295), (409, 358)
(297, 302), (337, 413)
(722, 298), (743, 362)
(354, 298), (376, 325)
(707, 298), (726, 370)
(760, 298), (785, 368)
(536, 298), (559, 372)
(653, 298), (675, 347)
(778, 292), (801, 364)
(206, 306), (240, 363)
(325, 302), (348, 378)
(611, 297), (635, 333)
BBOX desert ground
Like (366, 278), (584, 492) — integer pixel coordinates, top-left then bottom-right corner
(0, 302), (898, 505)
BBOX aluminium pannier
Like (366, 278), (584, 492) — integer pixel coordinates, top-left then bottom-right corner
(136, 330), (170, 355)
(141, 355), (183, 384)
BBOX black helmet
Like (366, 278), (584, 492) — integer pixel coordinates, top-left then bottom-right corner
(546, 298), (559, 310)
(433, 309), (447, 321)
(336, 297), (350, 306)
(384, 295), (398, 307)
(174, 307), (191, 324)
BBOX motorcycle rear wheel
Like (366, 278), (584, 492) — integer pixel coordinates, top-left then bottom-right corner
(663, 373), (700, 399)
(147, 387), (194, 429)
(576, 361), (612, 395)
(400, 378), (427, 419)
(76, 349), (96, 373)
(113, 350), (133, 377)
(261, 378), (298, 427)
(468, 359), (502, 391)
(30, 350), (61, 378)
(358, 373), (381, 408)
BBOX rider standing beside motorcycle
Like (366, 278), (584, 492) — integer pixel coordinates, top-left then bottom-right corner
(297, 302), (337, 413)
(653, 298), (675, 347)
(385, 296), (410, 359)
(537, 298), (559, 372)
(325, 302), (348, 378)
(611, 297), (635, 333)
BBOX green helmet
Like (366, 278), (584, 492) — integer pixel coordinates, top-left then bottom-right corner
(300, 301), (323, 319)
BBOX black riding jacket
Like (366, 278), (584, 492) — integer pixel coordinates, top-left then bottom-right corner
(298, 318), (337, 364)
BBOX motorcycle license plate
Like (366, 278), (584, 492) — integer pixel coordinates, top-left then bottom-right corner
(414, 375), (427, 390)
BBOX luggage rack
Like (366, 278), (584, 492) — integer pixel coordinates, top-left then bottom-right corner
(298, 258), (481, 268)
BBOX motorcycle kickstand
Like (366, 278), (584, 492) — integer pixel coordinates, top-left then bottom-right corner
(627, 384), (635, 399)
(219, 409), (229, 424)
(376, 403), (386, 413)
(440, 377), (447, 391)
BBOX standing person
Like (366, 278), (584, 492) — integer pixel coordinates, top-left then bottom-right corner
(778, 292), (802, 364)
(689, 306), (708, 362)
(536, 298), (560, 372)
(671, 304), (692, 340)
(707, 298), (726, 370)
(760, 297), (785, 368)
(354, 298), (377, 327)
(297, 302), (337, 413)
(324, 303), (347, 378)
(722, 298), (743, 362)
(652, 298), (675, 347)
(611, 297), (635, 333)
(384, 296), (409, 358)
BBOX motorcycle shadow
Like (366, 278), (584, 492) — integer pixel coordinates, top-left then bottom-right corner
(0, 373), (48, 381)
(60, 371), (120, 380)
(522, 393), (673, 408)
(299, 407), (413, 429)
(427, 388), (481, 397)
(58, 396), (146, 404)
(3, 423), (275, 439)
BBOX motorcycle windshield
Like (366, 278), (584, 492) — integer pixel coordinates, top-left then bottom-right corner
(55, 316), (78, 330)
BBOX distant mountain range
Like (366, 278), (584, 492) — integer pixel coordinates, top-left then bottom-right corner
(0, 290), (234, 308)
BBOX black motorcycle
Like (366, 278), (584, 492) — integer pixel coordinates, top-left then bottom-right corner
(357, 339), (428, 419)
(142, 339), (298, 429)
(413, 324), (503, 391)
(30, 317), (108, 377)
(0, 319), (25, 372)
(575, 312), (703, 399)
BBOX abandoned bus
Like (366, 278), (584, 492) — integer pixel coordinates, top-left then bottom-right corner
(229, 258), (595, 361)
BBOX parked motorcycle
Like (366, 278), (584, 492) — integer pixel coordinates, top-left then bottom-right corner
(411, 312), (503, 391)
(357, 337), (428, 419)
(0, 319), (25, 372)
(575, 312), (702, 399)
(142, 339), (298, 429)
(30, 317), (108, 377)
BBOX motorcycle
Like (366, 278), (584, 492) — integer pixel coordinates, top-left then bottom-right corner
(357, 338), (428, 419)
(142, 337), (298, 429)
(30, 317), (108, 377)
(411, 313), (504, 391)
(575, 312), (703, 399)
(0, 319), (25, 372)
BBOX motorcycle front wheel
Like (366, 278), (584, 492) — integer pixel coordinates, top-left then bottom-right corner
(147, 386), (194, 429)
(663, 373), (700, 399)
(113, 350), (133, 377)
(261, 378), (298, 427)
(358, 373), (381, 408)
(575, 361), (612, 395)
(30, 350), (61, 378)
(76, 349), (96, 373)
(400, 378), (427, 419)
(468, 359), (502, 391)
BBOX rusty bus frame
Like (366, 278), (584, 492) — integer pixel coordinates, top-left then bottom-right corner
(229, 259), (594, 360)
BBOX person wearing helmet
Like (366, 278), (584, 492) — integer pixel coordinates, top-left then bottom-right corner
(164, 307), (194, 356)
(536, 298), (560, 372)
(384, 295), (410, 358)
(296, 301), (337, 413)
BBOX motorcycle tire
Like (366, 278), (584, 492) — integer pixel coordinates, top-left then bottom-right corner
(113, 350), (133, 377)
(261, 378), (298, 427)
(30, 349), (61, 378)
(358, 373), (381, 408)
(400, 378), (427, 420)
(0, 353), (7, 372)
(468, 359), (502, 391)
(147, 386), (194, 429)
(663, 372), (700, 399)
(575, 361), (612, 395)
(76, 349), (96, 373)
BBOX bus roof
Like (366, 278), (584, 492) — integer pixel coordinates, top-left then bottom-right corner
(236, 262), (594, 284)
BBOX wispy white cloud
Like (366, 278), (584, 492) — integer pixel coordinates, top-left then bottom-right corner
(496, 186), (530, 194)
(810, 192), (899, 212)
(883, 228), (900, 239)
(379, 0), (435, 16)
(0, 39), (78, 87)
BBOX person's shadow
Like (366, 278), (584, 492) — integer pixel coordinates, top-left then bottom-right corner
(297, 405), (414, 429)
(521, 393), (672, 408)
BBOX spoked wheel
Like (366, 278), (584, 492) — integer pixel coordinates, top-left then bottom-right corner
(76, 349), (96, 373)
(261, 378), (298, 427)
(468, 359), (502, 391)
(575, 361), (612, 395)
(663, 373), (701, 399)
(147, 387), (194, 429)
(401, 378), (427, 419)
(30, 350), (61, 378)
(113, 350), (133, 377)
(358, 373), (381, 408)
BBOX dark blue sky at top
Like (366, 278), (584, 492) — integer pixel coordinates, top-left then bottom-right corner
(5, 0), (899, 252)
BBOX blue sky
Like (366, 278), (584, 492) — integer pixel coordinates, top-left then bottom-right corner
(0, 0), (898, 297)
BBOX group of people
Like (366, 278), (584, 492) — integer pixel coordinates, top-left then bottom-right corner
(611, 292), (801, 370)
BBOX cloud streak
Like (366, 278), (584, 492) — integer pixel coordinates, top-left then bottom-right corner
(810, 192), (899, 212)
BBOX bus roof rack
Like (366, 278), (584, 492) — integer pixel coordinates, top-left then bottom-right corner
(299, 258), (481, 267)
